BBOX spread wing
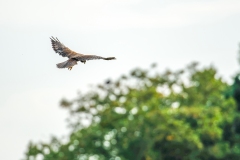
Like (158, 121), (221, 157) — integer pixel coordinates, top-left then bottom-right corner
(50, 36), (83, 58)
(74, 55), (116, 61)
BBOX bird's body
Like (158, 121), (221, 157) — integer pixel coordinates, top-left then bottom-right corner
(50, 37), (116, 70)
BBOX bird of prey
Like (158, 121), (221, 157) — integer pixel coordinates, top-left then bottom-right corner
(50, 36), (116, 70)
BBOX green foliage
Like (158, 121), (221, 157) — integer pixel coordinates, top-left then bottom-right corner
(24, 63), (240, 160)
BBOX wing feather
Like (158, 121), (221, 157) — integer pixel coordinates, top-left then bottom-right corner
(74, 55), (116, 61)
(50, 36), (83, 58)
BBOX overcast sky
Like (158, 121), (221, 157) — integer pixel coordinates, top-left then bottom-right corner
(1, 0), (240, 159)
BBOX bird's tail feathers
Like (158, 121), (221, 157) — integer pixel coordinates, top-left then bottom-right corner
(56, 60), (68, 68)
(56, 59), (77, 68)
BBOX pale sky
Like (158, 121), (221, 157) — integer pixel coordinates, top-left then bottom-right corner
(1, 0), (240, 159)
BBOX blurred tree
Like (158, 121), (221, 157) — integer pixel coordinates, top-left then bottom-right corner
(24, 62), (240, 160)
(225, 75), (240, 111)
(225, 44), (240, 110)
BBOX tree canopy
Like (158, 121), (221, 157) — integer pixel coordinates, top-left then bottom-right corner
(24, 62), (240, 160)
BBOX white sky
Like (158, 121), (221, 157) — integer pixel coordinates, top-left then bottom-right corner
(0, 0), (240, 159)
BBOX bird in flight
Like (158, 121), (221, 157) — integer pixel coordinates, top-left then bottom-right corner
(50, 36), (116, 70)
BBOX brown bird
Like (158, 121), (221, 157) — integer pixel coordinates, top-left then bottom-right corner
(50, 36), (116, 70)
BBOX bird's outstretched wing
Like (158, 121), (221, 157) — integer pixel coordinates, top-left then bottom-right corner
(50, 36), (83, 58)
(74, 55), (116, 61)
